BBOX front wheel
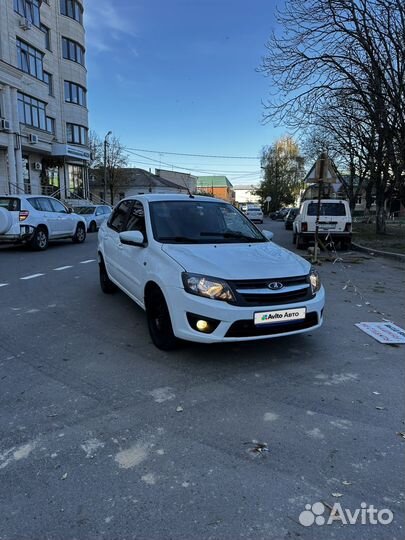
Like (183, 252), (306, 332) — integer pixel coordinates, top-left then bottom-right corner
(72, 223), (86, 244)
(99, 260), (117, 294)
(146, 288), (179, 351)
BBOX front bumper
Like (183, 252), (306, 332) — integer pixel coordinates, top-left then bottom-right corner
(164, 285), (325, 343)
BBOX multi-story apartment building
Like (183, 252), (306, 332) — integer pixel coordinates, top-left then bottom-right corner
(0, 0), (90, 201)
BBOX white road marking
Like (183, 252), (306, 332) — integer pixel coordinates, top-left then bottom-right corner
(20, 274), (45, 281)
(0, 283), (9, 288)
(54, 266), (73, 271)
(80, 259), (96, 264)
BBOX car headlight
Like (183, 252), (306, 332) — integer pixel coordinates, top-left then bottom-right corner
(182, 273), (235, 302)
(309, 268), (321, 294)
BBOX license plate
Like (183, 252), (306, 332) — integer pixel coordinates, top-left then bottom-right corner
(319, 224), (335, 230)
(254, 307), (306, 326)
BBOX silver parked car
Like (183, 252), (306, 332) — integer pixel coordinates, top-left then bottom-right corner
(72, 205), (112, 232)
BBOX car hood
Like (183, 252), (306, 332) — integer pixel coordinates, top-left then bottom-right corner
(161, 241), (310, 279)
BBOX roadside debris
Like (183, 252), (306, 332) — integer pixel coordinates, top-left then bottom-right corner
(375, 406), (385, 411)
(356, 322), (405, 344)
(61, 473), (68, 480)
(331, 493), (343, 498)
(244, 440), (269, 457)
(397, 432), (405, 440)
(342, 481), (352, 486)
(176, 406), (184, 413)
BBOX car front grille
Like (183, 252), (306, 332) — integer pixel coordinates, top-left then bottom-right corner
(229, 275), (313, 306)
(225, 312), (319, 338)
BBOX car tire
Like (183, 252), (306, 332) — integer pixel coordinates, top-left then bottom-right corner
(292, 232), (297, 244)
(146, 288), (179, 351)
(99, 260), (117, 294)
(89, 221), (97, 233)
(30, 227), (49, 251)
(296, 234), (306, 250)
(72, 223), (86, 243)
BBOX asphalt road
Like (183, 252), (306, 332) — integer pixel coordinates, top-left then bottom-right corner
(0, 220), (404, 540)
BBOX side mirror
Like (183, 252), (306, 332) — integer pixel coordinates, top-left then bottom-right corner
(68, 207), (73, 214)
(119, 230), (145, 247)
(262, 230), (274, 241)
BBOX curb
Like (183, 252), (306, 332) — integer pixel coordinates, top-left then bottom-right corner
(352, 242), (405, 262)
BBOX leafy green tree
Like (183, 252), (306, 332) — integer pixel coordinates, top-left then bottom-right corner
(256, 137), (305, 212)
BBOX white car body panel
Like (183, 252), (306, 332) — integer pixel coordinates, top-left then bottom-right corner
(98, 194), (325, 344)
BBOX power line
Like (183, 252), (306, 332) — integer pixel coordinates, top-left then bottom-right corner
(125, 146), (259, 160)
(126, 150), (262, 176)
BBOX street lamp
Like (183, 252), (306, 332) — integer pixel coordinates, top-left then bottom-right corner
(103, 131), (112, 202)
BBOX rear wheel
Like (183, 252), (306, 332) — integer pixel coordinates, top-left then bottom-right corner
(72, 223), (86, 243)
(146, 288), (179, 351)
(30, 227), (48, 251)
(99, 260), (117, 293)
(89, 221), (97, 233)
(296, 234), (307, 250)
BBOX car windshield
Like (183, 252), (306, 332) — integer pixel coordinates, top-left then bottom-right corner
(248, 206), (261, 211)
(307, 202), (347, 216)
(149, 200), (266, 244)
(73, 207), (96, 215)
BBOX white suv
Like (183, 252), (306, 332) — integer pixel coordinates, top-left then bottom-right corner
(293, 199), (352, 249)
(98, 194), (325, 350)
(0, 195), (87, 250)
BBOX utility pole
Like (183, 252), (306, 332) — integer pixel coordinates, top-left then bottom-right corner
(103, 131), (112, 203)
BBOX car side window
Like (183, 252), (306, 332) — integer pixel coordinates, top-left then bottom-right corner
(103, 206), (112, 215)
(28, 198), (41, 211)
(95, 207), (103, 216)
(49, 199), (68, 213)
(108, 200), (133, 232)
(38, 198), (54, 212)
(125, 200), (147, 240)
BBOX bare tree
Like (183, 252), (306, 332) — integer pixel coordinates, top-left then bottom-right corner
(105, 136), (128, 205)
(259, 0), (405, 233)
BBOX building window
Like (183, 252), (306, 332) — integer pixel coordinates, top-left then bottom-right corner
(62, 37), (85, 66)
(46, 116), (55, 134)
(16, 39), (44, 80)
(40, 24), (51, 50)
(43, 72), (53, 96)
(17, 91), (54, 133)
(66, 123), (88, 145)
(14, 0), (41, 27)
(60, 0), (83, 24)
(64, 81), (87, 107)
(67, 165), (85, 198)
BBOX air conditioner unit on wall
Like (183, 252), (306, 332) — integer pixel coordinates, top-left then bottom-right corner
(19, 17), (32, 30)
(29, 134), (39, 144)
(0, 119), (11, 132)
(32, 162), (42, 171)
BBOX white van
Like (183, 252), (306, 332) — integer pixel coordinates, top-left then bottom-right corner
(293, 199), (352, 249)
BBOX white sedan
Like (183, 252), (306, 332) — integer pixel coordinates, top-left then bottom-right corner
(98, 194), (325, 350)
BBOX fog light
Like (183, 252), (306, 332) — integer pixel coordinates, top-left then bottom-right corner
(196, 320), (209, 332)
(187, 313), (221, 334)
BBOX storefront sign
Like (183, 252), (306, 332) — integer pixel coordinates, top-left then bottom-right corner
(52, 143), (91, 162)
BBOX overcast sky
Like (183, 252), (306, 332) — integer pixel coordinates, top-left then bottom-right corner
(85, 0), (284, 184)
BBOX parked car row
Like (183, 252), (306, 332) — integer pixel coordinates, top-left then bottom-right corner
(0, 195), (112, 250)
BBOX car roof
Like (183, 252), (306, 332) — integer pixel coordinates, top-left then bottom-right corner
(122, 194), (230, 204)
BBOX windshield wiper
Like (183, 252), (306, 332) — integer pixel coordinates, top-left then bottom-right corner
(200, 232), (264, 242)
(158, 236), (198, 243)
